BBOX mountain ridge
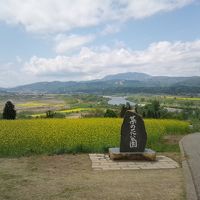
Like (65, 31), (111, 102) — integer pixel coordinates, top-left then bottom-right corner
(1, 72), (200, 95)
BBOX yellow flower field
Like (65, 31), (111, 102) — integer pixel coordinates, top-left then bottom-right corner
(0, 118), (190, 157)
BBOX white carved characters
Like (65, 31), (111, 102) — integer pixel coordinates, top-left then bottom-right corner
(129, 115), (137, 148)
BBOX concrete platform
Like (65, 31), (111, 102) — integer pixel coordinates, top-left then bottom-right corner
(109, 147), (156, 161)
(89, 154), (179, 170)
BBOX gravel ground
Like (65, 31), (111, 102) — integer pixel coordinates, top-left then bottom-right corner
(0, 153), (185, 200)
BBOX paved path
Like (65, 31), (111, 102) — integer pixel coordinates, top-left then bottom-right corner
(89, 154), (179, 170)
(180, 133), (200, 200)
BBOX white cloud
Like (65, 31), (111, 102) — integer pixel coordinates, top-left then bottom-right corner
(119, 0), (194, 19)
(0, 0), (194, 33)
(0, 62), (25, 87)
(54, 34), (95, 54)
(24, 40), (200, 80)
(0, 0), (110, 33)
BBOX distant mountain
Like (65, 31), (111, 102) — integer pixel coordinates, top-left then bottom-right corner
(102, 72), (151, 81)
(102, 72), (193, 86)
(3, 72), (200, 95)
(173, 76), (200, 87)
(8, 81), (79, 93)
(0, 88), (6, 93)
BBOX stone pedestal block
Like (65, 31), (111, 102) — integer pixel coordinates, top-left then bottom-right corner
(109, 147), (156, 161)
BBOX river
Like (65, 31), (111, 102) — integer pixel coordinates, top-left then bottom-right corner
(104, 96), (135, 106)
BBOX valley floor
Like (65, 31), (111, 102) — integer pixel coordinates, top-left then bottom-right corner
(0, 153), (185, 200)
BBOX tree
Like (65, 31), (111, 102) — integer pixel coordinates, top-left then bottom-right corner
(153, 100), (161, 118)
(46, 110), (55, 118)
(104, 109), (117, 118)
(3, 101), (16, 120)
(120, 102), (132, 118)
(135, 104), (138, 113)
(120, 104), (126, 118)
(139, 100), (162, 119)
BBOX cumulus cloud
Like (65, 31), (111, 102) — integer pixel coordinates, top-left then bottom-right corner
(0, 0), (194, 33)
(54, 34), (95, 54)
(0, 0), (110, 33)
(24, 40), (200, 80)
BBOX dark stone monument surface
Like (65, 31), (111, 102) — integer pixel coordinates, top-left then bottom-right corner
(120, 111), (147, 152)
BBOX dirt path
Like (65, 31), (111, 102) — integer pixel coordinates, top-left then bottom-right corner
(0, 154), (185, 200)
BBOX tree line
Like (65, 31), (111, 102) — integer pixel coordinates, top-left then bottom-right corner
(1, 100), (200, 121)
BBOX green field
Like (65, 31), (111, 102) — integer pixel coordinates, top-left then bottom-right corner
(0, 118), (190, 157)
(31, 108), (95, 118)
(17, 102), (50, 107)
(165, 96), (200, 101)
(59, 108), (95, 113)
(16, 101), (65, 108)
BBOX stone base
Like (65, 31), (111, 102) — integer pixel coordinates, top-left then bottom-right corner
(109, 148), (156, 161)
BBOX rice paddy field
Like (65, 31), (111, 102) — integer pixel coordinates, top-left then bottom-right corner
(0, 118), (190, 157)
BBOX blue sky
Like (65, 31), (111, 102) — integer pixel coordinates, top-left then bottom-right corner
(0, 0), (200, 87)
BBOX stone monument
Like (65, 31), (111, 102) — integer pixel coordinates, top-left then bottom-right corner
(109, 110), (156, 161)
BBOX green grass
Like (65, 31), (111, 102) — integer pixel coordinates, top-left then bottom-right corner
(0, 118), (190, 157)
(145, 119), (190, 152)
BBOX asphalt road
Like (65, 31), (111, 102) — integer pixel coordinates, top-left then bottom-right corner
(180, 133), (200, 200)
